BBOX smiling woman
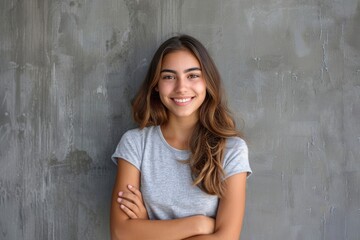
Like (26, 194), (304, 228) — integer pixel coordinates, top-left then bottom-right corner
(156, 49), (207, 122)
(110, 35), (252, 240)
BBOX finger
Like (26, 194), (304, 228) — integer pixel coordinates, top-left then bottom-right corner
(119, 191), (137, 202)
(119, 204), (137, 219)
(119, 191), (143, 204)
(127, 185), (144, 206)
(127, 185), (143, 199)
(119, 192), (145, 211)
(117, 197), (139, 213)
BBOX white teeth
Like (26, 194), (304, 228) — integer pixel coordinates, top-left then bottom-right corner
(173, 98), (191, 103)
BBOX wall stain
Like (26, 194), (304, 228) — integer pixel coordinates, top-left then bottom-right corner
(49, 149), (93, 175)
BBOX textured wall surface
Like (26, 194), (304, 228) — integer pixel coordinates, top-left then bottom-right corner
(0, 0), (359, 239)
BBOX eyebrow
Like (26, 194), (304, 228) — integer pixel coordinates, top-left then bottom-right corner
(160, 67), (201, 74)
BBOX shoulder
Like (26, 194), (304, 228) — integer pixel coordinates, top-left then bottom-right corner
(225, 137), (248, 151)
(117, 127), (151, 151)
(119, 126), (161, 151)
(223, 136), (252, 177)
(112, 126), (159, 167)
(121, 126), (157, 140)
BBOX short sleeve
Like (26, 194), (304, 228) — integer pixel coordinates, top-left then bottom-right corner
(223, 137), (252, 179)
(111, 129), (142, 171)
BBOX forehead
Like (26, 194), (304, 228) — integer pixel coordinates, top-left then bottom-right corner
(161, 49), (200, 70)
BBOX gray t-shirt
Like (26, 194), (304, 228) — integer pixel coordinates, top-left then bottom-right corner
(111, 126), (252, 220)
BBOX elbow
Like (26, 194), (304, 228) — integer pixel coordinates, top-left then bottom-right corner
(214, 230), (241, 240)
(110, 226), (123, 240)
(110, 221), (134, 240)
(110, 231), (120, 240)
(110, 223), (130, 240)
(111, 228), (130, 240)
(215, 235), (240, 240)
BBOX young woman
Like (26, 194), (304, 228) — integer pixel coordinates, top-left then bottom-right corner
(110, 35), (252, 240)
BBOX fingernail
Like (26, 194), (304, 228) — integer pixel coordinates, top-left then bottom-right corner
(118, 191), (123, 196)
(128, 185), (132, 189)
(120, 204), (125, 209)
(117, 198), (122, 203)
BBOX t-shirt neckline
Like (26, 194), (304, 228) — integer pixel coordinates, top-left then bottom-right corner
(156, 125), (191, 154)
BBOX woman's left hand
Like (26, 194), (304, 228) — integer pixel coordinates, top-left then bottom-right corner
(117, 184), (149, 219)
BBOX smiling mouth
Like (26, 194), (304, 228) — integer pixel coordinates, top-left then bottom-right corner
(173, 98), (192, 103)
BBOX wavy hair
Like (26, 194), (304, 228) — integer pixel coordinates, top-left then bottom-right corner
(132, 35), (242, 197)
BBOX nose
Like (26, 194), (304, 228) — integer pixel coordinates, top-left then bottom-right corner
(174, 75), (188, 93)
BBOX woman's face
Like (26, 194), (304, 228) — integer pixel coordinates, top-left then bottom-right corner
(156, 49), (207, 122)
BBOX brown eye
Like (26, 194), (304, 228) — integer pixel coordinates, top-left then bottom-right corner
(162, 75), (175, 80)
(188, 74), (200, 79)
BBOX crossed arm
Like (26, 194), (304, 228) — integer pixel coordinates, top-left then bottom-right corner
(110, 158), (248, 240)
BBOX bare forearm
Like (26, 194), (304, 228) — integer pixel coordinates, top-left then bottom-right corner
(184, 232), (239, 240)
(184, 235), (217, 240)
(111, 216), (206, 240)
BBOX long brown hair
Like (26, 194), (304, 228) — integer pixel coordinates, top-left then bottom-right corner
(132, 35), (242, 197)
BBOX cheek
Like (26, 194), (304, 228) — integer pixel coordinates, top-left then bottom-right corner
(195, 81), (207, 94)
(156, 83), (164, 93)
(157, 86), (166, 96)
(158, 82), (174, 95)
(157, 87), (171, 103)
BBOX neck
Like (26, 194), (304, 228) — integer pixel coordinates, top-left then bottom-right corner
(161, 115), (198, 150)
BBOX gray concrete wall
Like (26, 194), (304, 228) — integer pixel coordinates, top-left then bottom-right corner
(0, 0), (359, 239)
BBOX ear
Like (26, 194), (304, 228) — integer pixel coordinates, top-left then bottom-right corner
(154, 86), (159, 92)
